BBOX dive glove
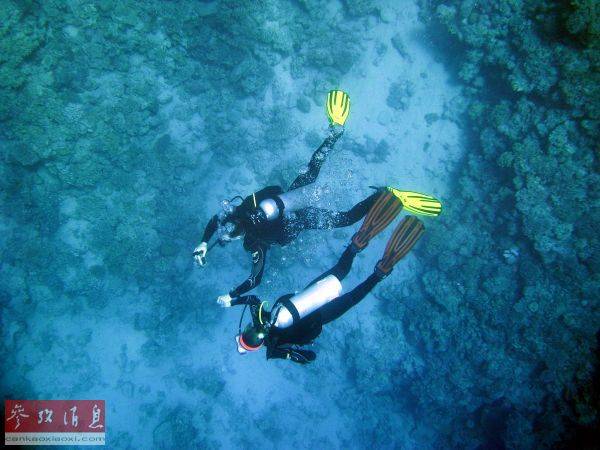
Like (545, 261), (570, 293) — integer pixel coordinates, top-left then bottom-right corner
(217, 294), (232, 308)
(193, 242), (208, 266)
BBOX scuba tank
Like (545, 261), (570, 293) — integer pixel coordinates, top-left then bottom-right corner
(278, 184), (319, 215)
(257, 198), (280, 221)
(273, 275), (342, 329)
(255, 183), (326, 222)
(248, 197), (284, 225)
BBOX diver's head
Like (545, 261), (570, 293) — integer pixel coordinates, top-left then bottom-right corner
(220, 195), (243, 215)
(217, 196), (245, 243)
(237, 324), (267, 353)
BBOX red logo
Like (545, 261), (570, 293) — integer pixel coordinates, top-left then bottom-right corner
(5, 400), (105, 446)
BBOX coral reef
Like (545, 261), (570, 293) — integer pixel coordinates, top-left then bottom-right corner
(386, 79), (415, 111)
(401, 0), (600, 446)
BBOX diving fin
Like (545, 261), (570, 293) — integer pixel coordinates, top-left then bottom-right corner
(376, 216), (425, 276)
(351, 190), (403, 251)
(326, 90), (350, 126)
(388, 188), (442, 217)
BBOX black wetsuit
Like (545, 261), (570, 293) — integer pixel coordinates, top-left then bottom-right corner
(201, 135), (379, 298)
(231, 245), (384, 362)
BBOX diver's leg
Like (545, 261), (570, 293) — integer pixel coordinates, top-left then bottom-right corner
(319, 217), (425, 325)
(288, 141), (330, 191)
(319, 273), (381, 325)
(288, 128), (344, 191)
(292, 207), (337, 230)
(305, 245), (357, 288)
(296, 193), (384, 286)
(329, 192), (379, 227)
(291, 192), (378, 231)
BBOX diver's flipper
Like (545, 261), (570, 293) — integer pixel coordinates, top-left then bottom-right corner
(376, 216), (425, 276)
(351, 191), (403, 251)
(326, 90), (350, 126)
(388, 188), (442, 217)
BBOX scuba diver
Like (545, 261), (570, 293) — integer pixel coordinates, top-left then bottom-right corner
(194, 90), (442, 305)
(221, 191), (427, 364)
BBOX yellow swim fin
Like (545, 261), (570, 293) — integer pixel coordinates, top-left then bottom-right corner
(388, 188), (443, 217)
(326, 90), (350, 126)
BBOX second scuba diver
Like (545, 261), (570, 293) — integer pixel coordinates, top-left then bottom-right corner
(194, 90), (442, 305)
(222, 191), (426, 364)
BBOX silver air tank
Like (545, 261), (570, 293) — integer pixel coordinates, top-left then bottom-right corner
(279, 183), (328, 216)
(279, 186), (310, 214)
(259, 198), (280, 221)
(273, 275), (342, 329)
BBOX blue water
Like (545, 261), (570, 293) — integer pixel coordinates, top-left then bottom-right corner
(1, 1), (598, 449)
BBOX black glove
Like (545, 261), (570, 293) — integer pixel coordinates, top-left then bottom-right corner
(287, 348), (316, 364)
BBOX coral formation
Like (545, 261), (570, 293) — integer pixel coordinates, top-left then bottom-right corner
(386, 79), (415, 111)
(410, 0), (600, 446)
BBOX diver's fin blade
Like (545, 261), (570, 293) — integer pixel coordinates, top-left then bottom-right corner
(376, 216), (425, 275)
(351, 191), (402, 250)
(388, 188), (442, 217)
(326, 89), (351, 126)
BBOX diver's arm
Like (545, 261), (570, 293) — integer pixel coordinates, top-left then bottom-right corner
(228, 243), (267, 298)
(194, 214), (220, 266)
(201, 215), (219, 243)
(230, 295), (262, 307)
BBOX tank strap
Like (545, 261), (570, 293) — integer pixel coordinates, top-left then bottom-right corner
(273, 195), (285, 215)
(279, 297), (301, 324)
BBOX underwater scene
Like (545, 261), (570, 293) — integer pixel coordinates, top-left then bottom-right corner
(1, 0), (599, 448)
